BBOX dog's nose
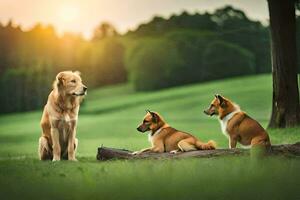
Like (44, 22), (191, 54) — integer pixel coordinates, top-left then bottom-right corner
(83, 86), (88, 91)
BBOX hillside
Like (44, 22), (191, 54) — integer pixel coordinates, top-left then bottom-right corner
(1, 75), (300, 200)
(1, 74), (299, 158)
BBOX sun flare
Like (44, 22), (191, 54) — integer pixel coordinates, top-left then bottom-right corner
(58, 4), (80, 23)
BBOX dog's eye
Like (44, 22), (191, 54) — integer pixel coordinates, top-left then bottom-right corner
(71, 80), (76, 83)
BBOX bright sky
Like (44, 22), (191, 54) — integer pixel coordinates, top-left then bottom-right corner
(0, 0), (269, 39)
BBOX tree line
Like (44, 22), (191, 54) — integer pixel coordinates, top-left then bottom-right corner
(0, 6), (299, 113)
(0, 22), (126, 113)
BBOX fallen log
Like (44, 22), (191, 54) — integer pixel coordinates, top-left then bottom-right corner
(97, 142), (300, 161)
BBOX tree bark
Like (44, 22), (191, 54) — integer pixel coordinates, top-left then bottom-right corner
(97, 142), (300, 161)
(268, 0), (300, 128)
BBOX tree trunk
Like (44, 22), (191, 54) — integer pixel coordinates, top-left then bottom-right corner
(97, 143), (300, 161)
(268, 0), (300, 128)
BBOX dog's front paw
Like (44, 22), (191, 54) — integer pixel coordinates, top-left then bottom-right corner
(132, 151), (141, 155)
(170, 150), (179, 154)
(52, 158), (60, 162)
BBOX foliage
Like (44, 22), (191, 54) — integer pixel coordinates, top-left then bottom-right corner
(124, 6), (272, 90)
(126, 11), (217, 36)
(165, 31), (218, 83)
(83, 38), (127, 87)
(0, 66), (53, 113)
(126, 38), (184, 91)
(1, 6), (299, 113)
(0, 23), (126, 113)
(92, 22), (118, 41)
(202, 40), (255, 80)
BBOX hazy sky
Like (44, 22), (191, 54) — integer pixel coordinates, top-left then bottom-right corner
(0, 0), (269, 39)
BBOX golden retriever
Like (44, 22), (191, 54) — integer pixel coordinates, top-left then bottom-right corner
(38, 71), (87, 161)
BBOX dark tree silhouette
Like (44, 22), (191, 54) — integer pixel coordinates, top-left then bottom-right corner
(267, 0), (300, 128)
(92, 22), (118, 41)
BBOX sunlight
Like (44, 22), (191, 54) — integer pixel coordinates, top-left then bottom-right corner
(58, 4), (80, 23)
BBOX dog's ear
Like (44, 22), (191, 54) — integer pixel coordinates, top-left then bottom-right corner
(216, 94), (226, 107)
(74, 71), (81, 76)
(150, 112), (159, 123)
(56, 72), (66, 87)
(146, 110), (159, 123)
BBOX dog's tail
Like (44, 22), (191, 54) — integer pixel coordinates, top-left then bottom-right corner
(196, 140), (216, 150)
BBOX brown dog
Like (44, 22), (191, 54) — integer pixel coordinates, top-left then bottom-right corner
(133, 110), (216, 154)
(38, 71), (87, 161)
(204, 94), (271, 149)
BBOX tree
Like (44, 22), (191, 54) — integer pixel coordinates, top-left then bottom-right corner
(267, 0), (300, 128)
(202, 41), (255, 80)
(213, 6), (271, 74)
(90, 38), (127, 87)
(126, 38), (184, 91)
(165, 30), (218, 84)
(212, 5), (249, 28)
(92, 22), (118, 41)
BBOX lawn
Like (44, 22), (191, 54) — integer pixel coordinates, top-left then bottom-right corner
(0, 74), (300, 200)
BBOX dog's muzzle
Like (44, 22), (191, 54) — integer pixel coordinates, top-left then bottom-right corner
(72, 87), (87, 96)
(203, 110), (215, 116)
(72, 92), (86, 96)
(137, 125), (150, 133)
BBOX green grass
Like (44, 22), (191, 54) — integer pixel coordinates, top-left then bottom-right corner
(0, 74), (300, 200)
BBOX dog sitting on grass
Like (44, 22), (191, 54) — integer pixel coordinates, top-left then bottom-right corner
(204, 94), (271, 149)
(38, 71), (87, 161)
(133, 110), (216, 155)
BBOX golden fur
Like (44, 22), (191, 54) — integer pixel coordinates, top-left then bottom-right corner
(133, 111), (216, 155)
(38, 71), (87, 161)
(204, 94), (271, 149)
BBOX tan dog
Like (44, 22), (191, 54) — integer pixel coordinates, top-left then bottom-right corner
(204, 94), (271, 149)
(133, 110), (216, 155)
(38, 71), (87, 161)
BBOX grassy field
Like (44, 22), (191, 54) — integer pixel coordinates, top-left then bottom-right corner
(0, 74), (300, 200)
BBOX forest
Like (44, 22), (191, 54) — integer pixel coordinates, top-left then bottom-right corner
(0, 6), (299, 113)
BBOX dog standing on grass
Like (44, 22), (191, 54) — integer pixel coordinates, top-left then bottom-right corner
(133, 110), (216, 155)
(38, 71), (87, 161)
(204, 94), (271, 149)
